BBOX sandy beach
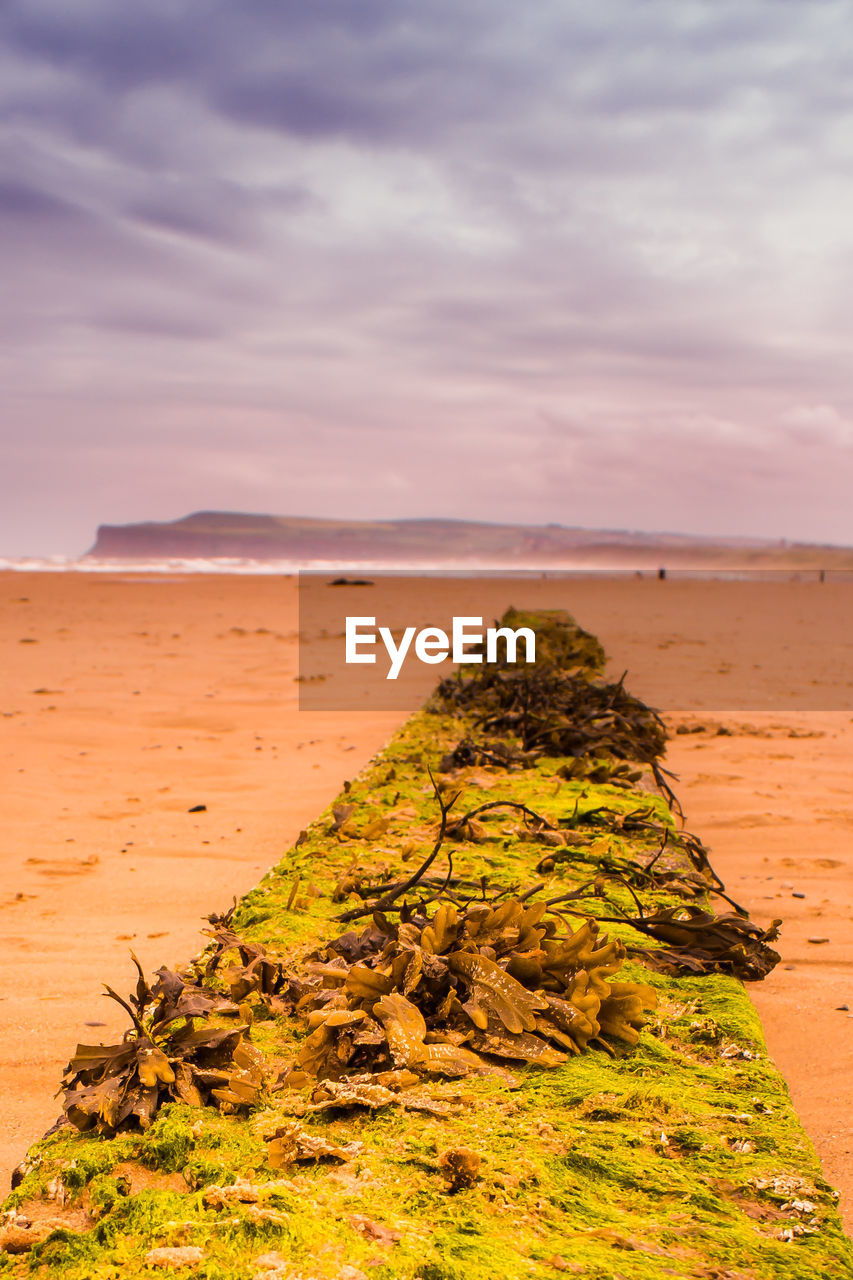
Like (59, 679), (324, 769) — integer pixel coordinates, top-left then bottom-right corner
(2, 571), (852, 1228)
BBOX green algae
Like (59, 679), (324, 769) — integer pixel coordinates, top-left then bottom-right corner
(3, 613), (853, 1279)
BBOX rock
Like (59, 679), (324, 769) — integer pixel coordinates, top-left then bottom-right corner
(144, 1245), (204, 1268)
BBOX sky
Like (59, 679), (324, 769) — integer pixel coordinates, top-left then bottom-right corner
(2, 0), (853, 555)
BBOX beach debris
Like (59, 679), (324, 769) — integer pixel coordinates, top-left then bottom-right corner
(333, 765), (775, 982)
(289, 897), (657, 1083)
(539, 806), (736, 903)
(720, 1043), (759, 1061)
(60, 957), (261, 1135)
(433, 609), (690, 826)
(612, 905), (782, 980)
(748, 1173), (821, 1201)
(202, 1179), (296, 1210)
(348, 1214), (401, 1245)
(252, 1252), (292, 1280)
(299, 1075), (458, 1116)
(438, 736), (536, 772)
(144, 1246), (204, 1269)
(331, 804), (357, 836)
(264, 1121), (362, 1168)
(436, 662), (666, 766)
(200, 916), (307, 1013)
(438, 1146), (481, 1191)
(0, 1208), (87, 1255)
(538, 828), (712, 900)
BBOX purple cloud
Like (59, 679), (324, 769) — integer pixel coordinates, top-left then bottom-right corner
(1, 0), (852, 554)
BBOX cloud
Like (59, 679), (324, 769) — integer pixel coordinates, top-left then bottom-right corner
(1, 0), (853, 553)
(0, 175), (86, 220)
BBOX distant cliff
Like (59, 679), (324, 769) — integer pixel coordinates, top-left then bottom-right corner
(85, 511), (853, 567)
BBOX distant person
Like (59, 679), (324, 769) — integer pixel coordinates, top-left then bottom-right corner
(657, 567), (666, 580)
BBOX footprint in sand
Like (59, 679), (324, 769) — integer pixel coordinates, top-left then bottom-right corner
(1, 892), (38, 908)
(712, 814), (795, 828)
(780, 857), (844, 870)
(816, 809), (853, 825)
(25, 855), (100, 877)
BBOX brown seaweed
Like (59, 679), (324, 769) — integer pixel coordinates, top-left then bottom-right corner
(60, 958), (258, 1135)
(290, 897), (658, 1083)
(436, 666), (667, 765)
(599, 905), (783, 980)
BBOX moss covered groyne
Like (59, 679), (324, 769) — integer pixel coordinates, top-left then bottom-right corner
(3, 611), (852, 1279)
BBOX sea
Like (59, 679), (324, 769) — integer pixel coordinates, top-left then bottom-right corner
(0, 556), (844, 581)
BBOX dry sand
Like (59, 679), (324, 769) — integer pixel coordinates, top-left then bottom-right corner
(2, 571), (852, 1228)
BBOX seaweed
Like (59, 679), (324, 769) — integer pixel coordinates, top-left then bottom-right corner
(436, 665), (668, 764)
(59, 958), (262, 1136)
(618, 904), (783, 980)
(289, 897), (656, 1085)
(433, 608), (662, 765)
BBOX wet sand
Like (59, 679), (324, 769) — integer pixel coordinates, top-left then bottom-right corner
(2, 571), (852, 1227)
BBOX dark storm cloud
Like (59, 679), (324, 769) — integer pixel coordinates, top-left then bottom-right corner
(2, 0), (853, 554)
